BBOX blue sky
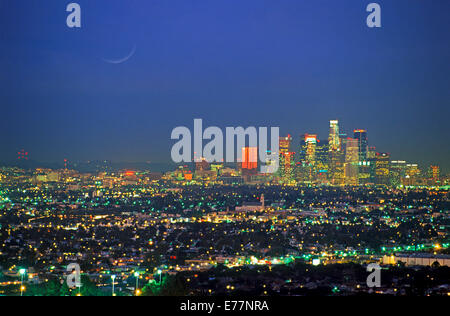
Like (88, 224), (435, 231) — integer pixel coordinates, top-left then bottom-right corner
(0, 0), (449, 170)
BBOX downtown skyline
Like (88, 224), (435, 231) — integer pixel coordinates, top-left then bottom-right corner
(4, 118), (449, 176)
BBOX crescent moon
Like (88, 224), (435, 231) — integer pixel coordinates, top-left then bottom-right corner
(103, 45), (136, 64)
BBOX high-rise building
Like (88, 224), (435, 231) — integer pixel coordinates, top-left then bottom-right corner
(241, 147), (258, 170)
(279, 135), (292, 154)
(302, 134), (317, 166)
(344, 138), (359, 185)
(278, 135), (293, 182)
(390, 160), (407, 186)
(315, 139), (329, 172)
(327, 120), (345, 185)
(280, 152), (295, 182)
(404, 163), (420, 186)
(428, 165), (440, 184)
(354, 129), (368, 161)
(297, 134), (320, 183)
(375, 152), (390, 185)
(328, 120), (340, 152)
(358, 160), (373, 184)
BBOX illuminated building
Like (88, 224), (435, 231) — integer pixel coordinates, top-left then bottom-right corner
(301, 134), (317, 166)
(297, 137), (329, 183)
(344, 138), (359, 185)
(353, 129), (368, 161)
(297, 134), (318, 182)
(241, 147), (258, 171)
(328, 122), (346, 185)
(194, 158), (215, 180)
(278, 136), (293, 183)
(235, 194), (265, 212)
(382, 253), (450, 267)
(195, 158), (210, 171)
(366, 146), (377, 159)
(428, 165), (440, 184)
(390, 160), (407, 186)
(210, 163), (223, 172)
(328, 124), (345, 185)
(375, 152), (390, 185)
(358, 160), (373, 184)
(365, 146), (378, 183)
(279, 152), (295, 183)
(172, 165), (191, 181)
(403, 163), (420, 186)
(315, 139), (329, 172)
(183, 171), (193, 181)
(279, 135), (291, 154)
(328, 120), (340, 152)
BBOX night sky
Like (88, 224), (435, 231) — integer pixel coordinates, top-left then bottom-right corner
(1, 0), (449, 171)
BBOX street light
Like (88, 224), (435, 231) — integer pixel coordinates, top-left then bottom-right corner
(134, 272), (139, 295)
(111, 275), (116, 296)
(19, 269), (26, 296)
(157, 269), (162, 285)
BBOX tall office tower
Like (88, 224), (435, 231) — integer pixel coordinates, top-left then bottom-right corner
(303, 134), (317, 166)
(279, 135), (292, 154)
(428, 165), (440, 184)
(404, 163), (420, 186)
(339, 132), (348, 152)
(328, 120), (340, 152)
(365, 146), (377, 183)
(278, 135), (293, 182)
(241, 147), (258, 170)
(358, 160), (373, 184)
(280, 152), (295, 182)
(354, 129), (368, 161)
(390, 160), (407, 186)
(297, 134), (318, 182)
(375, 152), (390, 185)
(344, 138), (359, 185)
(315, 139), (329, 171)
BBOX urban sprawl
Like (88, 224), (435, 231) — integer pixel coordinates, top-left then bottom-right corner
(0, 120), (449, 296)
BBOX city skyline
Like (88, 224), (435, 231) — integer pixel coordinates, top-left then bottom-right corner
(4, 118), (448, 176)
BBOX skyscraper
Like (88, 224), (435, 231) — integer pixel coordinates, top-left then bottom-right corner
(428, 165), (440, 184)
(375, 152), (390, 185)
(279, 135), (292, 154)
(279, 135), (294, 183)
(353, 129), (368, 161)
(241, 147), (258, 170)
(304, 134), (317, 166)
(390, 160), (407, 186)
(328, 120), (340, 152)
(315, 140), (329, 170)
(297, 134), (319, 183)
(344, 138), (359, 185)
(280, 152), (295, 182)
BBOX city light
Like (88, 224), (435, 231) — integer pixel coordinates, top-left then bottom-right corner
(0, 0), (448, 300)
